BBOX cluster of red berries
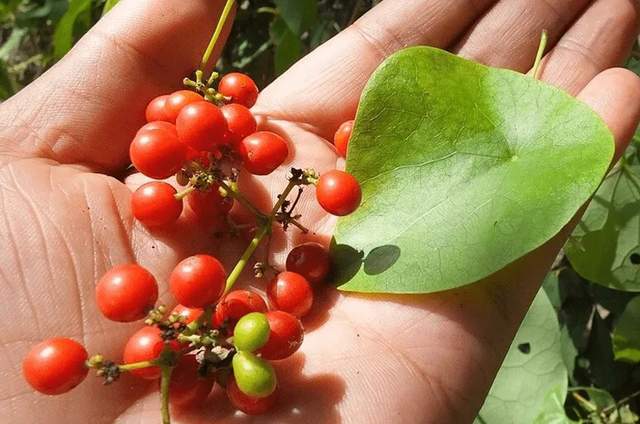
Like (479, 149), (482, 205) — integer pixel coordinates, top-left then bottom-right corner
(23, 68), (362, 420)
(128, 71), (360, 229)
(23, 241), (329, 415)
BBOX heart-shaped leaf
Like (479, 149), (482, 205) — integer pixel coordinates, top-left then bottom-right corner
(612, 296), (640, 363)
(333, 47), (614, 293)
(475, 290), (568, 424)
(566, 137), (640, 292)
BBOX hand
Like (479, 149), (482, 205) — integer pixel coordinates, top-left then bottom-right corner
(1, 0), (639, 422)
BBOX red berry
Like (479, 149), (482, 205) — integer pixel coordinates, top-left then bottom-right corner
(286, 242), (330, 284)
(239, 131), (288, 175)
(334, 120), (354, 158)
(218, 73), (259, 108)
(258, 311), (304, 360)
(213, 290), (268, 331)
(170, 254), (226, 308)
(146, 95), (171, 123)
(96, 264), (158, 322)
(187, 186), (233, 221)
(137, 121), (177, 136)
(227, 378), (277, 415)
(23, 338), (88, 395)
(315, 170), (362, 216)
(129, 129), (187, 179)
(131, 182), (183, 227)
(176, 101), (227, 152)
(169, 354), (214, 408)
(221, 103), (257, 145)
(164, 90), (204, 123)
(266, 272), (313, 318)
(122, 326), (178, 379)
(171, 304), (204, 324)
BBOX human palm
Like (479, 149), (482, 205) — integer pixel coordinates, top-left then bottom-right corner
(1, 0), (640, 423)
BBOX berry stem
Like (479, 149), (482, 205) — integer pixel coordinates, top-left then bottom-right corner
(160, 366), (173, 424)
(225, 225), (269, 293)
(218, 179), (266, 218)
(199, 0), (236, 71)
(532, 29), (548, 80)
(224, 178), (299, 293)
(174, 185), (196, 200)
(289, 217), (310, 233)
(118, 360), (155, 372)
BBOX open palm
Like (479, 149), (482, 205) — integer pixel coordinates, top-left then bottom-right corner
(2, 0), (640, 423)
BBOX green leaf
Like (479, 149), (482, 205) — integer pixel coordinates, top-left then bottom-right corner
(566, 138), (640, 292)
(52, 0), (92, 60)
(476, 290), (568, 424)
(0, 27), (27, 60)
(333, 47), (614, 293)
(273, 0), (317, 35)
(612, 296), (640, 363)
(532, 385), (578, 424)
(270, 16), (303, 75)
(102, 0), (119, 16)
(0, 60), (15, 100)
(585, 313), (632, 391)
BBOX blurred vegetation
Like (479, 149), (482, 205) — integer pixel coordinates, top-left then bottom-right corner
(0, 0), (380, 98)
(1, 1), (640, 422)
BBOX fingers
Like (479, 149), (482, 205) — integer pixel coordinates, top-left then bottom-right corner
(0, 0), (233, 173)
(455, 0), (592, 71)
(255, 0), (497, 138)
(577, 68), (640, 159)
(535, 0), (640, 95)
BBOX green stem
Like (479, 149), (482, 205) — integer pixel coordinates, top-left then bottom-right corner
(174, 185), (196, 200)
(532, 29), (548, 80)
(572, 392), (597, 413)
(160, 366), (173, 424)
(224, 179), (299, 293)
(118, 360), (155, 372)
(225, 225), (269, 293)
(218, 179), (266, 218)
(199, 0), (236, 71)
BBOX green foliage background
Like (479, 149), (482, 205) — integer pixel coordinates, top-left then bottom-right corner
(1, 0), (639, 422)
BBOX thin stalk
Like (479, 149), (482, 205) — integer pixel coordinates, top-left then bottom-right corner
(218, 179), (266, 218)
(199, 0), (235, 71)
(532, 30), (548, 80)
(572, 392), (597, 413)
(118, 360), (155, 372)
(160, 366), (173, 424)
(225, 225), (269, 293)
(224, 179), (299, 293)
(174, 185), (196, 200)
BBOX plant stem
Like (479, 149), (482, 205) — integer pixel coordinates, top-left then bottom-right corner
(225, 225), (269, 293)
(572, 392), (597, 413)
(174, 185), (196, 200)
(200, 0), (236, 71)
(160, 366), (173, 424)
(289, 217), (309, 233)
(224, 179), (299, 293)
(118, 360), (155, 372)
(218, 179), (266, 218)
(532, 29), (548, 80)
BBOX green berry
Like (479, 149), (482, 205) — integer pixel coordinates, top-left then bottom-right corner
(234, 312), (270, 352)
(232, 351), (277, 398)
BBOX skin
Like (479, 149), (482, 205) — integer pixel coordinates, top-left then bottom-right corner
(0, 0), (639, 423)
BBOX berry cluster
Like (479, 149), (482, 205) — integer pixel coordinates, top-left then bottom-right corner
(23, 245), (325, 416)
(22, 70), (361, 422)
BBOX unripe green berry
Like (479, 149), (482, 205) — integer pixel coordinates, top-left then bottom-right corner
(232, 351), (277, 398)
(234, 312), (270, 352)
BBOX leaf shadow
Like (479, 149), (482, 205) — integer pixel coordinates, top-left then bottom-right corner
(329, 238), (401, 287)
